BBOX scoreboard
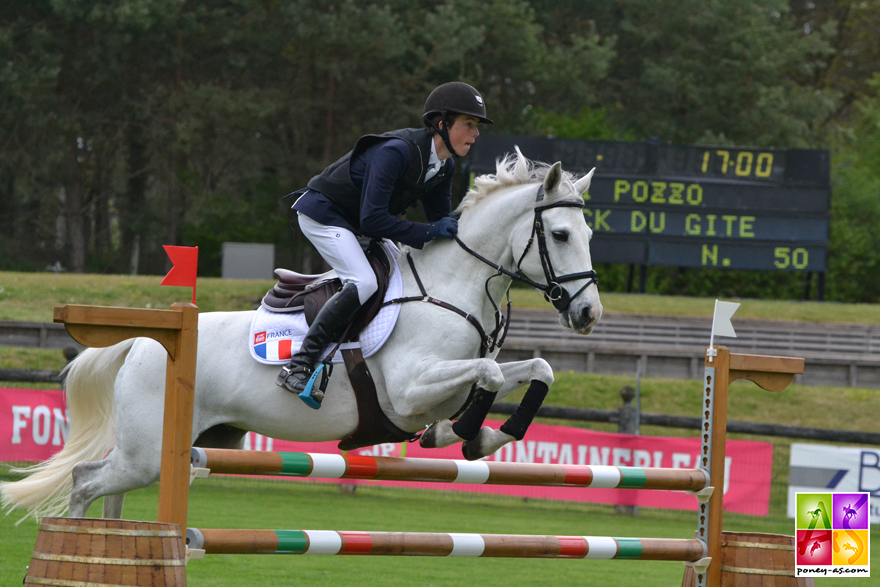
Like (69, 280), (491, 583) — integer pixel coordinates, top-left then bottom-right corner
(463, 135), (830, 272)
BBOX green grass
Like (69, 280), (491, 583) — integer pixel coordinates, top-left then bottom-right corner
(0, 272), (274, 322)
(4, 270), (880, 324)
(0, 347), (67, 371)
(3, 475), (876, 587)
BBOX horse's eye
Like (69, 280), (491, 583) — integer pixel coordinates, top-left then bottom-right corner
(552, 230), (569, 243)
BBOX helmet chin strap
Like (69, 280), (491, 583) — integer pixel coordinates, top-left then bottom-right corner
(425, 112), (461, 158)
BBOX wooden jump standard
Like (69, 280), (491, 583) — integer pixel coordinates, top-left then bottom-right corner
(697, 348), (803, 587)
(185, 528), (706, 561)
(53, 303), (198, 530)
(191, 448), (708, 491)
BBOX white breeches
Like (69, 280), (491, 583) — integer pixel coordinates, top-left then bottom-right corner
(298, 212), (379, 305)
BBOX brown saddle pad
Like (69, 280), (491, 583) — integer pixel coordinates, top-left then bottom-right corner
(261, 241), (392, 341)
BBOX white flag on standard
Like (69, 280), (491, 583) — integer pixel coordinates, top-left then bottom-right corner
(709, 299), (740, 357)
(712, 300), (740, 339)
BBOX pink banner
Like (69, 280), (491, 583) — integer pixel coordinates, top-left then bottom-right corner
(1, 387), (772, 515)
(239, 419), (772, 516)
(1, 387), (69, 462)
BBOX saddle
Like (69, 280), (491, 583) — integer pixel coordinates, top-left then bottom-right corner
(262, 240), (415, 450)
(261, 240), (391, 339)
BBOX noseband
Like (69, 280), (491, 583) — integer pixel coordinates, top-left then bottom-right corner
(453, 185), (599, 312)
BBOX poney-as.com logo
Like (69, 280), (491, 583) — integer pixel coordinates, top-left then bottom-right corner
(796, 492), (870, 578)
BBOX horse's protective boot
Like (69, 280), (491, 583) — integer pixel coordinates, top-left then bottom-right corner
(276, 282), (362, 408)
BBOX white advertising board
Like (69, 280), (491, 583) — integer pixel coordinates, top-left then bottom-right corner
(789, 443), (880, 525)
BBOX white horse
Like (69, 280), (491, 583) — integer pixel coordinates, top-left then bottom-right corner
(1, 150), (602, 522)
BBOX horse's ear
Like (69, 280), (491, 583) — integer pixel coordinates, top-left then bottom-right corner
(573, 168), (595, 196)
(544, 161), (563, 194)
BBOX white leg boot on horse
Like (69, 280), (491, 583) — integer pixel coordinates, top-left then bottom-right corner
(276, 282), (362, 408)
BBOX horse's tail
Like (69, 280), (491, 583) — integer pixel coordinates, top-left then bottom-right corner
(0, 340), (135, 522)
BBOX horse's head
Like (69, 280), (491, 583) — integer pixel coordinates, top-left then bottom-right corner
(455, 148), (602, 334)
(511, 160), (603, 334)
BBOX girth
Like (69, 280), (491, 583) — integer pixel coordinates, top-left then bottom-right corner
(337, 347), (418, 450)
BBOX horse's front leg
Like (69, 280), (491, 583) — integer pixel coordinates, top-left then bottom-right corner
(389, 357), (503, 446)
(392, 357), (505, 417)
(421, 358), (554, 460)
(463, 357), (556, 460)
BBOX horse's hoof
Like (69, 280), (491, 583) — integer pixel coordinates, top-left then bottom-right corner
(461, 439), (483, 461)
(419, 423), (440, 448)
(461, 427), (514, 460)
(419, 420), (458, 449)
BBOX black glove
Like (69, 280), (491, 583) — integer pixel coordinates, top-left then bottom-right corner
(426, 217), (458, 240)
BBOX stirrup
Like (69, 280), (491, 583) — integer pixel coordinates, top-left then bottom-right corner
(298, 364), (326, 410)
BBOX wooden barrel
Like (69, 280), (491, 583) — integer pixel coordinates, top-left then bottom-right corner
(682, 532), (814, 587)
(25, 517), (186, 587)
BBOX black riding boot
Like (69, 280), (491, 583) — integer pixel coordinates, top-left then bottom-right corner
(276, 282), (362, 408)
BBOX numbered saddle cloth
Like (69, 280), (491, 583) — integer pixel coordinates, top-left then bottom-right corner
(248, 241), (403, 365)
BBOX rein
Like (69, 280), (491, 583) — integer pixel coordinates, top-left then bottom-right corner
(454, 185), (599, 312)
(382, 253), (497, 359)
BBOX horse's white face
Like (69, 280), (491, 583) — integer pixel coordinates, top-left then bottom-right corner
(513, 164), (603, 334)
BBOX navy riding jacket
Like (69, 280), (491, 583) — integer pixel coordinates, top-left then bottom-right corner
(293, 129), (454, 249)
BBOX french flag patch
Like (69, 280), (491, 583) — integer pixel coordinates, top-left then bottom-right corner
(253, 331), (293, 361)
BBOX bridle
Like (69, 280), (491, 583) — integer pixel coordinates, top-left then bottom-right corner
(383, 183), (599, 423)
(453, 184), (599, 312)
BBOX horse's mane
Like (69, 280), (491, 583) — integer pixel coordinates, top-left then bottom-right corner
(457, 146), (582, 213)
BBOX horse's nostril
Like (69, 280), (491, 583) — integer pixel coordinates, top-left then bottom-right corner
(581, 304), (592, 325)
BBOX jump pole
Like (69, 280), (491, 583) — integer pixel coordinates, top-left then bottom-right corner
(54, 303), (199, 530)
(191, 448), (708, 491)
(186, 528), (707, 561)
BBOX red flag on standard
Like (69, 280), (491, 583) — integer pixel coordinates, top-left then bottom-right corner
(161, 245), (198, 303)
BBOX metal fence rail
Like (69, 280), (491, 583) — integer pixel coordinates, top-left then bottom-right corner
(499, 310), (880, 388)
(5, 312), (880, 387)
(506, 310), (880, 356)
(0, 321), (77, 350)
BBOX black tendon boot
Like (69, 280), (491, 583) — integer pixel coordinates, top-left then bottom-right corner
(276, 282), (362, 408)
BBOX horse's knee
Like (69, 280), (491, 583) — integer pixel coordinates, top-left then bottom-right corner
(71, 460), (102, 493)
(476, 360), (504, 391)
(529, 359), (554, 386)
(69, 454), (159, 518)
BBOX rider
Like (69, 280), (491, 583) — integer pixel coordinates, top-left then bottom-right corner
(277, 81), (493, 408)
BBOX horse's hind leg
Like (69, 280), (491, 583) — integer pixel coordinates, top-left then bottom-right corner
(80, 423), (246, 518)
(69, 440), (162, 519)
(102, 493), (125, 519)
(70, 341), (168, 519)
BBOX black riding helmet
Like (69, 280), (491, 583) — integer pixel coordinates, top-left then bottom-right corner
(423, 82), (493, 157)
